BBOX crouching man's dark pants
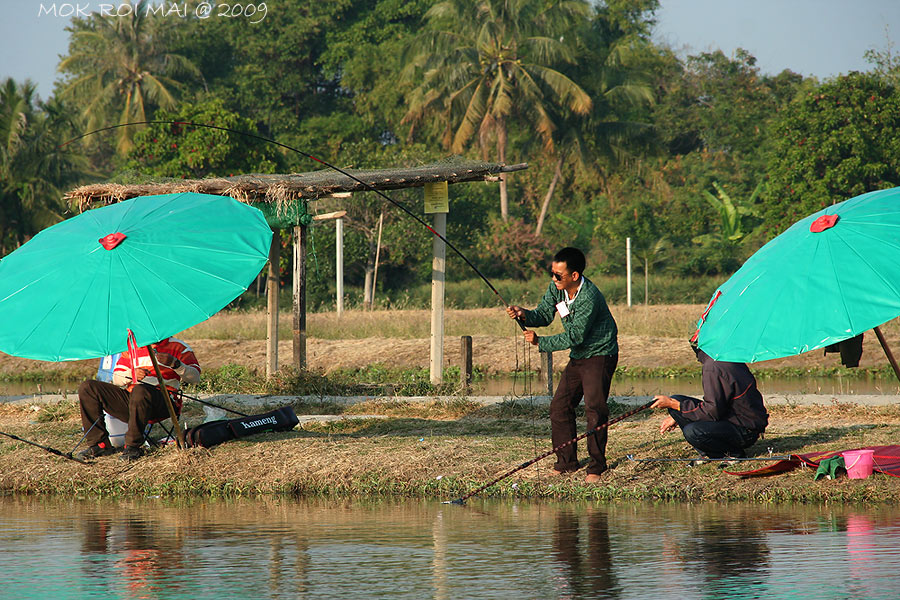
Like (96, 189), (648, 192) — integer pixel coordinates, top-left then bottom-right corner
(668, 395), (760, 458)
(78, 380), (168, 448)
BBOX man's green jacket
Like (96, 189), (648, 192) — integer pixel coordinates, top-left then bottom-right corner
(520, 277), (618, 358)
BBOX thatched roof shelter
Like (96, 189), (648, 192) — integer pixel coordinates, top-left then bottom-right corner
(65, 160), (528, 211)
(64, 158), (529, 377)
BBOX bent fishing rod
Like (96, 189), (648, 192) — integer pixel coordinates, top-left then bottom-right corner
(178, 391), (248, 417)
(0, 430), (89, 464)
(62, 121), (525, 330)
(626, 455), (790, 463)
(444, 400), (654, 505)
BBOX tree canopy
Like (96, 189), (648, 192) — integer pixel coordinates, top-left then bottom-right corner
(6, 0), (900, 307)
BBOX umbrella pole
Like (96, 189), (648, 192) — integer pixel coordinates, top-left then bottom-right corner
(147, 346), (187, 449)
(873, 326), (900, 385)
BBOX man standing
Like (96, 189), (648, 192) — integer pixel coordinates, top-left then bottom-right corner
(651, 343), (768, 460)
(507, 247), (618, 483)
(77, 337), (201, 462)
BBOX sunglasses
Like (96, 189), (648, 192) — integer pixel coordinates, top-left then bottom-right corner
(549, 269), (566, 281)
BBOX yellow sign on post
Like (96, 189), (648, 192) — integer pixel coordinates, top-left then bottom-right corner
(424, 181), (449, 214)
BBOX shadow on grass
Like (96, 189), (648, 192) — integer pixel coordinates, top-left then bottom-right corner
(759, 425), (878, 455)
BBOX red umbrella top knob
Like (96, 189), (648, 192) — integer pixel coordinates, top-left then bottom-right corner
(810, 214), (839, 233)
(99, 232), (127, 250)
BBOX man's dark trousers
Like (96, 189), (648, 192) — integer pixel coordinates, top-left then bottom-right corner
(668, 395), (760, 458)
(78, 380), (169, 447)
(550, 354), (618, 475)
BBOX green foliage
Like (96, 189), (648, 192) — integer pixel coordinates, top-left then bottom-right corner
(402, 0), (595, 218)
(123, 98), (284, 177)
(763, 72), (900, 233)
(692, 180), (762, 245)
(0, 79), (91, 255)
(19, 1), (847, 293)
(57, 0), (202, 154)
(652, 48), (801, 166)
(476, 217), (555, 280)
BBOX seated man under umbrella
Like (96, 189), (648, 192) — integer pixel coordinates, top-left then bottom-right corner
(651, 338), (768, 463)
(77, 337), (200, 462)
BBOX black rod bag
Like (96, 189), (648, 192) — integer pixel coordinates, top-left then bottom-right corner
(185, 406), (299, 448)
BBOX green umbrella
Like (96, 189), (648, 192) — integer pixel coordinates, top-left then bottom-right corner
(0, 192), (272, 362)
(696, 186), (900, 363)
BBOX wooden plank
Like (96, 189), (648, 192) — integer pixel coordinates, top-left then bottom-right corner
(312, 210), (347, 221)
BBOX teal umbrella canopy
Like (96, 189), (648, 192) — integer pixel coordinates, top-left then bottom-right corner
(0, 192), (272, 361)
(696, 187), (900, 363)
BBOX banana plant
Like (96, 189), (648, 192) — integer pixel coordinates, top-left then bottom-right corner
(692, 181), (762, 246)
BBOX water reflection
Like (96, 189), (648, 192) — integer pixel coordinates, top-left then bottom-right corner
(2, 498), (900, 599)
(670, 509), (771, 599)
(551, 508), (619, 599)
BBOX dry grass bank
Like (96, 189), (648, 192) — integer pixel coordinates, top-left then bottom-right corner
(4, 306), (899, 380)
(2, 398), (899, 503)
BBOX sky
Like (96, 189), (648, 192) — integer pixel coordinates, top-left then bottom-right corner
(0, 0), (898, 101)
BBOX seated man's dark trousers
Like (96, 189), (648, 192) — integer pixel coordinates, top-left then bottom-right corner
(78, 380), (169, 447)
(668, 395), (759, 458)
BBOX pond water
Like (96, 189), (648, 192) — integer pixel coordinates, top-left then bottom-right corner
(1, 497), (899, 599)
(480, 374), (900, 397)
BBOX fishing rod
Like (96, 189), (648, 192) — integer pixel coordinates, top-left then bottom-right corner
(444, 400), (654, 505)
(0, 430), (89, 464)
(61, 121), (526, 330)
(626, 455), (790, 463)
(178, 391), (249, 417)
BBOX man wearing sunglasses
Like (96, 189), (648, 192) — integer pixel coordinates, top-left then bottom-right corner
(507, 247), (618, 483)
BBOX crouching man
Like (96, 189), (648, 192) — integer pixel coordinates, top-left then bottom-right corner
(651, 341), (767, 460)
(77, 337), (200, 462)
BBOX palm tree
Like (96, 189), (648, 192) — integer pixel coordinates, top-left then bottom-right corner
(402, 0), (593, 221)
(0, 79), (91, 254)
(534, 30), (656, 235)
(57, 0), (201, 154)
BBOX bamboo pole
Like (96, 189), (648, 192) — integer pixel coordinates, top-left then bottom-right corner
(873, 326), (900, 384)
(335, 217), (343, 316)
(626, 237), (632, 307)
(293, 224), (308, 370)
(371, 211), (384, 310)
(266, 229), (280, 377)
(146, 346), (185, 449)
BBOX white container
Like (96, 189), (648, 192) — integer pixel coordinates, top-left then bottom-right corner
(104, 413), (128, 447)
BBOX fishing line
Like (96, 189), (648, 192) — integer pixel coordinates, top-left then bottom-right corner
(0, 430), (89, 464)
(61, 121), (525, 328)
(178, 391), (249, 417)
(69, 414), (103, 456)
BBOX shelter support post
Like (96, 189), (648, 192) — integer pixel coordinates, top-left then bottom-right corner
(430, 213), (447, 384)
(266, 229), (281, 377)
(310, 210), (348, 317)
(371, 211), (384, 310)
(293, 224), (308, 370)
(336, 217), (343, 316)
(460, 336), (473, 390)
(626, 237), (632, 307)
(147, 346), (186, 449)
(873, 326), (900, 384)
